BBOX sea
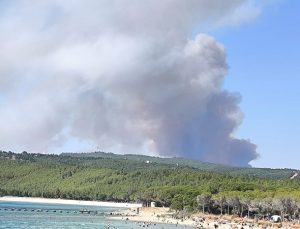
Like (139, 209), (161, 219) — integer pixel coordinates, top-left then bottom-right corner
(0, 201), (190, 229)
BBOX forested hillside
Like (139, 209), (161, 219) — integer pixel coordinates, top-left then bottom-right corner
(1, 151), (300, 213)
(62, 151), (299, 179)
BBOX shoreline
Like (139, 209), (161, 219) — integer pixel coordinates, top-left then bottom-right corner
(109, 207), (300, 229)
(2, 197), (299, 228)
(0, 196), (142, 208)
(109, 207), (196, 228)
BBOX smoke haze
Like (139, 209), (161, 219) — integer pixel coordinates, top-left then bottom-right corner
(0, 0), (260, 166)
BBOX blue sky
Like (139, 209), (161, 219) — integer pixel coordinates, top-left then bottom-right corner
(213, 0), (300, 168)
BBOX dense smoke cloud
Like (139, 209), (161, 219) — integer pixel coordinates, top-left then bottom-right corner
(0, 0), (260, 166)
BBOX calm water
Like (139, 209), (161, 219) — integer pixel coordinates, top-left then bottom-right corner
(0, 201), (190, 229)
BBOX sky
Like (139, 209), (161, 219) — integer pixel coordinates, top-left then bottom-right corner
(213, 0), (300, 169)
(0, 0), (299, 169)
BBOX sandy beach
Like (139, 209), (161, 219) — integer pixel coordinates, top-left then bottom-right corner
(110, 207), (300, 229)
(110, 207), (197, 227)
(2, 196), (300, 228)
(0, 196), (142, 208)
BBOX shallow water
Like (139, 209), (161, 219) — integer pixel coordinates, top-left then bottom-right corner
(0, 201), (190, 229)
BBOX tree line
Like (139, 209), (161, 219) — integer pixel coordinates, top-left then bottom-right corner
(1, 150), (300, 220)
(171, 192), (300, 221)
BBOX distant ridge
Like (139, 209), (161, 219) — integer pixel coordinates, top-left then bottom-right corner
(61, 151), (299, 180)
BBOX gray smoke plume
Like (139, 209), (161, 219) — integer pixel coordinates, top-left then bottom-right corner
(0, 0), (260, 166)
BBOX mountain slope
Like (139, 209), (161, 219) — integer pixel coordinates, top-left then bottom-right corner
(62, 151), (299, 180)
(1, 150), (300, 210)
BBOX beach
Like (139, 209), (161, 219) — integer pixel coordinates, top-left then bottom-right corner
(0, 199), (187, 229)
(2, 196), (300, 228)
(0, 196), (142, 208)
(111, 207), (300, 229)
(110, 207), (196, 227)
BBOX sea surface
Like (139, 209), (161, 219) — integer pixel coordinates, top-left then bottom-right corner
(0, 201), (190, 229)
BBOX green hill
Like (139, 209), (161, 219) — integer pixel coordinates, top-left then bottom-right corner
(1, 150), (300, 212)
(62, 151), (299, 180)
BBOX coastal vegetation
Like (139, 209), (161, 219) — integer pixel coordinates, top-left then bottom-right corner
(1, 150), (300, 218)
